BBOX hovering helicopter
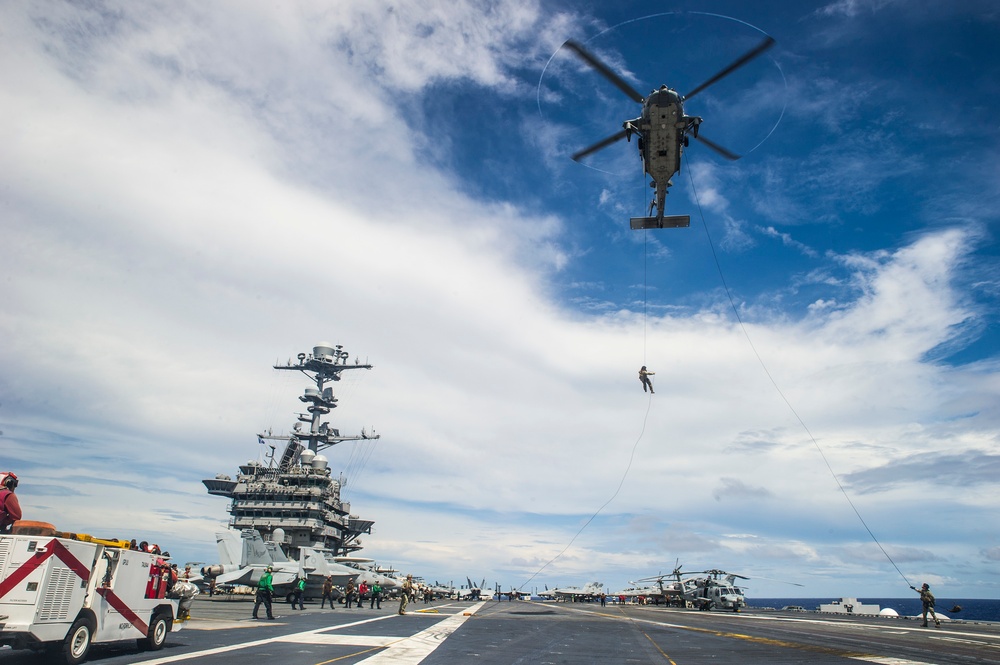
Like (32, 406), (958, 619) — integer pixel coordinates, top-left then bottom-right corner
(563, 35), (775, 230)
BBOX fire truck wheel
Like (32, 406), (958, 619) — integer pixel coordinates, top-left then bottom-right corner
(62, 618), (93, 665)
(143, 614), (170, 651)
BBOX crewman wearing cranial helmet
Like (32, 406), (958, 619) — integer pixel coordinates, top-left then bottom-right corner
(0, 472), (22, 533)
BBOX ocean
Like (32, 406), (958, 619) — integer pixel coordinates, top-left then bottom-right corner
(749, 598), (1000, 623)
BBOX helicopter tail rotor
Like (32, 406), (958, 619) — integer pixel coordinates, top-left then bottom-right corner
(683, 35), (775, 101)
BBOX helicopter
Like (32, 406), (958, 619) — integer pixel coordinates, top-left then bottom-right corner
(563, 35), (775, 230)
(637, 565), (749, 612)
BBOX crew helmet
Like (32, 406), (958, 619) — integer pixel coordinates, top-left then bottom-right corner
(0, 472), (17, 491)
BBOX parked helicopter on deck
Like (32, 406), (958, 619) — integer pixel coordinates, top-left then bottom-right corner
(636, 565), (749, 611)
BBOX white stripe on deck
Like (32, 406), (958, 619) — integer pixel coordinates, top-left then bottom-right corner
(274, 633), (399, 647)
(849, 658), (937, 665)
(138, 604), (485, 664)
(356, 602), (485, 663)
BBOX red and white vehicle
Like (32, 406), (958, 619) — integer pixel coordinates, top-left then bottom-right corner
(0, 529), (179, 664)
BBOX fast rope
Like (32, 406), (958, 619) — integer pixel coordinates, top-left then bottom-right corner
(685, 166), (913, 589)
(643, 162), (650, 366)
(519, 396), (653, 592)
(519, 165), (656, 593)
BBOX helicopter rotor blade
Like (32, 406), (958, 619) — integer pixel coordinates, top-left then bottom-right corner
(572, 129), (629, 161)
(694, 133), (741, 161)
(683, 35), (775, 101)
(563, 40), (645, 104)
(748, 575), (805, 587)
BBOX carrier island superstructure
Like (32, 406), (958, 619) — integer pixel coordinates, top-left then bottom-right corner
(202, 343), (379, 559)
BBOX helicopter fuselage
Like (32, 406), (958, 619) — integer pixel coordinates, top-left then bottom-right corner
(625, 86), (701, 222)
(564, 35), (773, 228)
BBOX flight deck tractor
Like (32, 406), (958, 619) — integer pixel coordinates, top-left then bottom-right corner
(0, 524), (179, 664)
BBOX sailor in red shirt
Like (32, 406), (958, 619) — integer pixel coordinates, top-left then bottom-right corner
(0, 472), (22, 533)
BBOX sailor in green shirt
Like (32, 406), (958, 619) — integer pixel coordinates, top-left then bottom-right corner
(292, 575), (306, 610)
(253, 566), (275, 620)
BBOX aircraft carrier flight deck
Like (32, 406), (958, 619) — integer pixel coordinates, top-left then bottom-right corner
(3, 595), (997, 665)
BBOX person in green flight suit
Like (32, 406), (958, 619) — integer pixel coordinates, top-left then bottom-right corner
(253, 566), (275, 620)
(292, 575), (306, 610)
(911, 583), (940, 628)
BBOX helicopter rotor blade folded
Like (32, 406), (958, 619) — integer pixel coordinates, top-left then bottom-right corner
(683, 35), (775, 101)
(694, 133), (741, 161)
(572, 129), (629, 162)
(563, 40), (645, 104)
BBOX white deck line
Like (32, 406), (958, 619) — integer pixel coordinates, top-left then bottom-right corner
(357, 601), (486, 663)
(137, 614), (397, 664)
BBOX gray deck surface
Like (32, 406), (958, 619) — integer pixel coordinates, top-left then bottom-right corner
(2, 595), (998, 664)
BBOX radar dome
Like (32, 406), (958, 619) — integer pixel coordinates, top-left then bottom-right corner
(312, 454), (329, 471)
(878, 608), (899, 617)
(314, 343), (336, 359)
(272, 528), (286, 544)
(300, 449), (316, 466)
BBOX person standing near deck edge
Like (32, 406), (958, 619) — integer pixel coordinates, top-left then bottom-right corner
(911, 583), (940, 628)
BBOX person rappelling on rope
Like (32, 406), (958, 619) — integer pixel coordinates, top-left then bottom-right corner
(639, 366), (655, 394)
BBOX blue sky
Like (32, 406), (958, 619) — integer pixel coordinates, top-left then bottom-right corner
(2, 0), (999, 599)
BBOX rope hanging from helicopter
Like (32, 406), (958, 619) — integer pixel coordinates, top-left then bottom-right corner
(517, 167), (655, 593)
(685, 166), (914, 589)
(519, 392), (654, 592)
(642, 161), (651, 368)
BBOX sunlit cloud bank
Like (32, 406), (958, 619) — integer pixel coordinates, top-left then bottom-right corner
(1, 2), (997, 597)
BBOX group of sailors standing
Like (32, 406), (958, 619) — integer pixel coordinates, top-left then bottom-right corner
(253, 571), (421, 619)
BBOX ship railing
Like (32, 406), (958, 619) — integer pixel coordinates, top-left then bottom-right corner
(229, 499), (329, 510)
(230, 517), (331, 530)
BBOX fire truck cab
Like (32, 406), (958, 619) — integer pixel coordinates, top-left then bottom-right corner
(0, 529), (179, 664)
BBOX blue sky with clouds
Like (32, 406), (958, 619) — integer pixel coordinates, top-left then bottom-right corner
(2, 0), (999, 598)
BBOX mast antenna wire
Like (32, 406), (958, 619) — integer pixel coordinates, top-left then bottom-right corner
(685, 167), (913, 590)
(519, 395), (653, 592)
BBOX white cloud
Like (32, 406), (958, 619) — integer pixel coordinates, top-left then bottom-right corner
(1, 2), (997, 599)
